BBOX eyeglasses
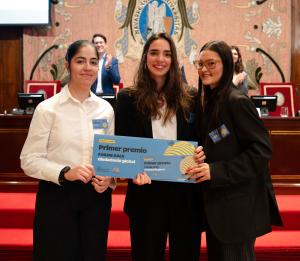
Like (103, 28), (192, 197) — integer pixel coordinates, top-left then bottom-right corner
(193, 59), (221, 70)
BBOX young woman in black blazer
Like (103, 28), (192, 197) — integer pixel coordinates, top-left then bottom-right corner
(115, 33), (204, 261)
(187, 40), (283, 261)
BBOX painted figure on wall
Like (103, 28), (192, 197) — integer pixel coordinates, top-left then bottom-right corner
(148, 1), (166, 35)
(115, 0), (199, 61)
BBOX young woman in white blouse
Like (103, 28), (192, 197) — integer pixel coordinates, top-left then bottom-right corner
(20, 40), (115, 261)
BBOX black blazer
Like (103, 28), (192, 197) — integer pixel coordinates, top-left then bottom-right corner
(201, 87), (282, 244)
(115, 88), (201, 216)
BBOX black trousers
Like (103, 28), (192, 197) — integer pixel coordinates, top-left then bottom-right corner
(128, 200), (201, 261)
(33, 180), (112, 261)
(206, 228), (256, 261)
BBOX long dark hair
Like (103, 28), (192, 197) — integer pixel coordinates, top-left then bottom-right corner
(130, 33), (193, 123)
(199, 40), (234, 123)
(231, 45), (244, 73)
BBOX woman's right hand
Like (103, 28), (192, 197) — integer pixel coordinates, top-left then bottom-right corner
(133, 172), (152, 185)
(64, 164), (95, 183)
(194, 146), (206, 164)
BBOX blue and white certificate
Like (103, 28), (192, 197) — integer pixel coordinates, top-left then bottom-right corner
(92, 134), (198, 183)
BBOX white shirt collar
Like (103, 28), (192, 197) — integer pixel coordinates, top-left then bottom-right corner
(59, 85), (100, 105)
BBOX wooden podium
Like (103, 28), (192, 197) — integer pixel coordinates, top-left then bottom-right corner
(0, 115), (299, 193)
(0, 114), (37, 190)
(262, 117), (300, 193)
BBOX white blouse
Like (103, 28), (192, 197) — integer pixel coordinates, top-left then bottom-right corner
(151, 104), (177, 140)
(20, 86), (114, 184)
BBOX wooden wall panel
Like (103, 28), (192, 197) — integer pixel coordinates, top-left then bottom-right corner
(291, 0), (300, 111)
(0, 27), (23, 113)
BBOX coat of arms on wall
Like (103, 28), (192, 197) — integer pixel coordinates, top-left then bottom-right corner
(114, 0), (200, 63)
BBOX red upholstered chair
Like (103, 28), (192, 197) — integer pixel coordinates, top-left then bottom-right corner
(113, 81), (123, 95)
(260, 82), (298, 117)
(24, 80), (61, 99)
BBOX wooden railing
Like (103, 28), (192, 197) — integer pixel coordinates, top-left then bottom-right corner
(0, 115), (299, 193)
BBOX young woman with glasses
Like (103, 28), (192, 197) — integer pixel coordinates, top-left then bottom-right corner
(187, 40), (282, 261)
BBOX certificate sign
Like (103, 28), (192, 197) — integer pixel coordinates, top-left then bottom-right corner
(92, 134), (198, 183)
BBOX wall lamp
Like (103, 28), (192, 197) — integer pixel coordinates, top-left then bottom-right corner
(256, 47), (285, 82)
(29, 44), (62, 80)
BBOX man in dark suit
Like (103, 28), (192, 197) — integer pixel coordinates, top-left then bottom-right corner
(91, 33), (120, 95)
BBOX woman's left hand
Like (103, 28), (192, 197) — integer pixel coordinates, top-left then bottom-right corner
(92, 176), (113, 193)
(132, 172), (152, 186)
(186, 163), (211, 183)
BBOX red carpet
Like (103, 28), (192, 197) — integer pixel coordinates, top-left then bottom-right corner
(0, 192), (299, 260)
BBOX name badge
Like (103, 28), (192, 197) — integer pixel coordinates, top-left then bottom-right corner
(208, 129), (221, 143)
(208, 124), (230, 143)
(219, 124), (230, 138)
(92, 119), (108, 129)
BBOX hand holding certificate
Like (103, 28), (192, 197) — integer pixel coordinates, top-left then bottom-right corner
(92, 134), (198, 183)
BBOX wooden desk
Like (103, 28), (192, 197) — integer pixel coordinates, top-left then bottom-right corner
(262, 117), (300, 193)
(0, 114), (37, 190)
(0, 115), (299, 192)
